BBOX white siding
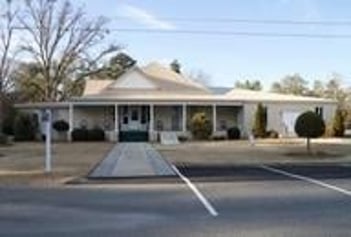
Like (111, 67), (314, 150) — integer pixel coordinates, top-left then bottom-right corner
(216, 106), (241, 131)
(73, 106), (114, 130)
(242, 102), (336, 138)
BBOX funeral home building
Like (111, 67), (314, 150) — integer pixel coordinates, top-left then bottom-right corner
(16, 62), (337, 142)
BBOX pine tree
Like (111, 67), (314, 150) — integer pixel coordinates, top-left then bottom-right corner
(332, 109), (345, 137)
(170, 59), (181, 74)
(253, 103), (267, 138)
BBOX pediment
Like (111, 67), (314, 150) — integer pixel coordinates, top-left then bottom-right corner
(110, 69), (157, 89)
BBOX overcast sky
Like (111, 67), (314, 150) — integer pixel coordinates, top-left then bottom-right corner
(75, 0), (351, 88)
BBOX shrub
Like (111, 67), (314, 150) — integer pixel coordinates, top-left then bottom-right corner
(53, 120), (69, 133)
(178, 135), (188, 142)
(295, 111), (326, 153)
(332, 109), (345, 137)
(252, 103), (267, 138)
(0, 133), (7, 145)
(227, 127), (241, 140)
(266, 130), (279, 139)
(324, 123), (334, 138)
(212, 135), (226, 141)
(71, 128), (105, 141)
(189, 112), (212, 140)
(88, 128), (105, 141)
(71, 128), (89, 141)
(2, 108), (17, 136)
(13, 113), (37, 141)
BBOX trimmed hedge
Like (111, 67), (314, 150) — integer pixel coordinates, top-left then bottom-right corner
(53, 120), (69, 132)
(89, 128), (105, 141)
(71, 128), (105, 141)
(295, 111), (325, 139)
(227, 127), (241, 140)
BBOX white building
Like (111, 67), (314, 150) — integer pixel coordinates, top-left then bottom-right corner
(16, 62), (337, 142)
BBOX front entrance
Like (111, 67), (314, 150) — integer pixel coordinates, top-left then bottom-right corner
(119, 105), (150, 142)
(128, 106), (142, 130)
(120, 105), (149, 132)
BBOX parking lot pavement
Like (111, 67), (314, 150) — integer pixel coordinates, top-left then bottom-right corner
(1, 164), (351, 236)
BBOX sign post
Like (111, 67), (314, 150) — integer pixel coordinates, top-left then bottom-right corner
(42, 109), (52, 173)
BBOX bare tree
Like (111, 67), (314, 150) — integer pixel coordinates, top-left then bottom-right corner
(0, 0), (18, 132)
(19, 0), (119, 101)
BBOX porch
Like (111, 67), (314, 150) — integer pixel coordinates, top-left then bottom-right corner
(65, 103), (244, 142)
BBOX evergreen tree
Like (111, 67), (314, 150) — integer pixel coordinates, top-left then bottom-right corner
(332, 108), (345, 137)
(170, 59), (181, 74)
(253, 103), (267, 138)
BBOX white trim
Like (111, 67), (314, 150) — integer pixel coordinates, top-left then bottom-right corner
(212, 104), (217, 133)
(114, 104), (118, 132)
(149, 104), (154, 132)
(261, 165), (351, 197)
(69, 103), (73, 132)
(182, 103), (187, 132)
(171, 165), (218, 217)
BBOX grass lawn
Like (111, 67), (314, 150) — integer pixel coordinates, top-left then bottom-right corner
(0, 142), (113, 186)
(155, 138), (351, 166)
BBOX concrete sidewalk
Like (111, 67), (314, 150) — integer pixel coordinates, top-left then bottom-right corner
(89, 143), (176, 178)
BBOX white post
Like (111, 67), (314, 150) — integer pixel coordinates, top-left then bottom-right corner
(44, 109), (52, 173)
(212, 104), (217, 133)
(182, 103), (187, 132)
(114, 103), (118, 133)
(68, 103), (73, 141)
(149, 104), (154, 132)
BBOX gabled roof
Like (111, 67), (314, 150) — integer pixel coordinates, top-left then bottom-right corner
(141, 62), (209, 92)
(83, 80), (114, 96)
(78, 62), (335, 104)
(82, 63), (210, 97)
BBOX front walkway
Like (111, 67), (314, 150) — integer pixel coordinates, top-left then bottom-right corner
(89, 143), (176, 178)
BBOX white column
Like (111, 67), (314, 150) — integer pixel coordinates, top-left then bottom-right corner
(212, 104), (217, 133)
(182, 103), (187, 132)
(114, 104), (119, 141)
(45, 109), (52, 173)
(114, 104), (118, 132)
(68, 103), (74, 141)
(149, 104), (154, 132)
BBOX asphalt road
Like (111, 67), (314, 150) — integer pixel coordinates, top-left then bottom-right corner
(1, 164), (351, 237)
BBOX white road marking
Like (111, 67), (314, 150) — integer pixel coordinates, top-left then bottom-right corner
(261, 165), (351, 197)
(171, 165), (218, 217)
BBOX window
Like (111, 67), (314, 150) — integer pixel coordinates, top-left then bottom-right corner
(220, 120), (227, 130)
(315, 107), (323, 118)
(131, 109), (138, 121)
(123, 116), (128, 124)
(141, 106), (148, 124)
(156, 120), (164, 131)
